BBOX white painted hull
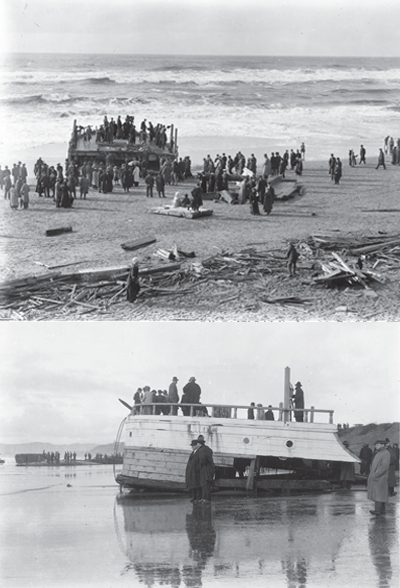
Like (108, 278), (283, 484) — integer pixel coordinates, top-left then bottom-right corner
(116, 415), (358, 491)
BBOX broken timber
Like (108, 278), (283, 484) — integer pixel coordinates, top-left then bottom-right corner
(120, 237), (157, 251)
(45, 226), (73, 237)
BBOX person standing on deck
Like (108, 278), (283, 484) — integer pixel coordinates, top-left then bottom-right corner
(168, 376), (179, 415)
(292, 382), (304, 422)
(186, 439), (201, 502)
(265, 405), (275, 421)
(141, 386), (154, 415)
(359, 145), (366, 164)
(247, 402), (255, 420)
(196, 435), (215, 503)
(133, 388), (142, 415)
(181, 377), (201, 416)
(300, 142), (306, 160)
(368, 440), (390, 515)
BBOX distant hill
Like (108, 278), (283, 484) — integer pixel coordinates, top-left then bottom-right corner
(0, 441), (119, 457)
(338, 422), (399, 454)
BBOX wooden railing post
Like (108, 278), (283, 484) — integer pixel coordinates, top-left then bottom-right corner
(190, 405), (194, 417)
(304, 409), (308, 423)
(233, 408), (237, 419)
(278, 402), (283, 421)
(310, 406), (314, 423)
(329, 411), (333, 424)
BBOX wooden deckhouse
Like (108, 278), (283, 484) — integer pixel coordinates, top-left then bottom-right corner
(67, 119), (178, 170)
(114, 367), (358, 494)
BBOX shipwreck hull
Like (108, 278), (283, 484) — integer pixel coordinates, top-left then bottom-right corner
(115, 413), (357, 492)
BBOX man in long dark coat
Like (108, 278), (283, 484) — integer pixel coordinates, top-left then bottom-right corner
(196, 435), (215, 503)
(368, 440), (390, 515)
(181, 377), (201, 416)
(292, 382), (305, 422)
(185, 439), (201, 502)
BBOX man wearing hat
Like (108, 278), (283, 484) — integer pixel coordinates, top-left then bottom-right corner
(367, 440), (391, 515)
(292, 382), (305, 422)
(168, 376), (180, 416)
(196, 435), (215, 503)
(185, 439), (201, 502)
(181, 377), (201, 417)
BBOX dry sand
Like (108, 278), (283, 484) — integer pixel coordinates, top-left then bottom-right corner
(1, 159), (400, 321)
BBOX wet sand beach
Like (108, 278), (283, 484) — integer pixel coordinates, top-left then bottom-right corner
(1, 157), (400, 321)
(0, 462), (398, 588)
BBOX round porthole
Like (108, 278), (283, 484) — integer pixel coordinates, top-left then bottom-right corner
(242, 437), (250, 445)
(285, 440), (294, 448)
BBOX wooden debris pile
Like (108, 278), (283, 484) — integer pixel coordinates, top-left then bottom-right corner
(201, 249), (287, 282)
(302, 233), (400, 290)
(0, 263), (189, 318)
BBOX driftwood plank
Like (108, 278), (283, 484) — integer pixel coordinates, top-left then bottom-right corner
(121, 237), (157, 251)
(45, 226), (73, 237)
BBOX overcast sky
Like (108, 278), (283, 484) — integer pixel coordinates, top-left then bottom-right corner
(2, 0), (400, 57)
(0, 322), (398, 445)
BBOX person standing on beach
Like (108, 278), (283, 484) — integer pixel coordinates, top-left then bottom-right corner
(263, 182), (275, 215)
(196, 435), (215, 503)
(359, 145), (366, 164)
(368, 440), (390, 515)
(329, 154), (336, 180)
(300, 142), (305, 160)
(334, 158), (342, 184)
(376, 148), (386, 170)
(21, 179), (30, 209)
(145, 172), (154, 197)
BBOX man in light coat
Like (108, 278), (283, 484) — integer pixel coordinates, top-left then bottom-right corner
(367, 440), (391, 515)
(168, 376), (179, 416)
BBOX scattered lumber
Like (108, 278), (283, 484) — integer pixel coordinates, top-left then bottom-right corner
(260, 296), (309, 305)
(151, 206), (213, 219)
(45, 226), (72, 237)
(120, 237), (157, 251)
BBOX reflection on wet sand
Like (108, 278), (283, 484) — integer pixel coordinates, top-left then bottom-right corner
(114, 492), (398, 587)
(368, 516), (395, 588)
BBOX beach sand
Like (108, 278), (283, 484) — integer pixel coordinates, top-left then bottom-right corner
(1, 151), (399, 321)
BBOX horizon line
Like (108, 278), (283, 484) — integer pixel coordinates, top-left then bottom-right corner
(1, 51), (400, 59)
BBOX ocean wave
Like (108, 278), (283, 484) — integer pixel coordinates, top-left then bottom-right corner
(1, 93), (81, 105)
(85, 76), (116, 85)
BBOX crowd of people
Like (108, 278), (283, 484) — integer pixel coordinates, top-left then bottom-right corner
(73, 115), (175, 152)
(1, 162), (30, 209)
(132, 376), (208, 417)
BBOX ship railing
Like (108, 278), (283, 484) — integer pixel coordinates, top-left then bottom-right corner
(132, 402), (334, 424)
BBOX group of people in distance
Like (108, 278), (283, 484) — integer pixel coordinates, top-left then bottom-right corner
(1, 162), (30, 209)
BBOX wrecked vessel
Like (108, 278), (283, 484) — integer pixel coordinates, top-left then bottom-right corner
(114, 367), (359, 493)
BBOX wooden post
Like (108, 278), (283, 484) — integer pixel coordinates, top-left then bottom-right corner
(278, 401), (283, 421)
(170, 124), (174, 148)
(190, 405), (194, 417)
(174, 128), (178, 155)
(283, 366), (291, 422)
(211, 406), (215, 417)
(233, 407), (237, 419)
(310, 406), (315, 423)
(329, 411), (334, 424)
(246, 459), (256, 491)
(304, 409), (308, 423)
